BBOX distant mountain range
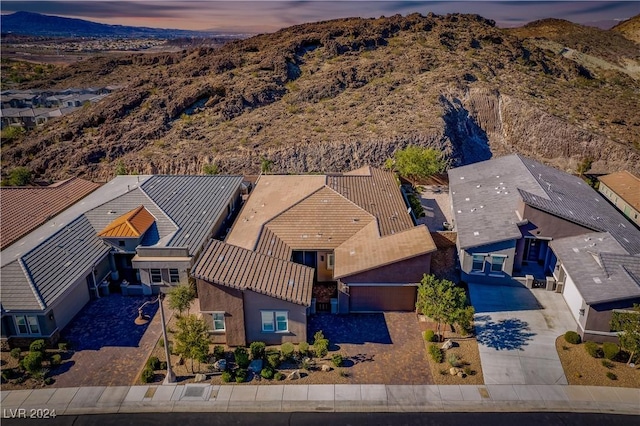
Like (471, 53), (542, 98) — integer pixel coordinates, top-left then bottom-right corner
(0, 11), (239, 38)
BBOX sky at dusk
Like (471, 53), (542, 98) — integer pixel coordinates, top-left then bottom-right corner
(2, 1), (639, 33)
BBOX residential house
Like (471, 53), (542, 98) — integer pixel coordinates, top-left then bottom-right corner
(598, 171), (640, 226)
(0, 175), (243, 347)
(193, 167), (436, 346)
(449, 154), (640, 341)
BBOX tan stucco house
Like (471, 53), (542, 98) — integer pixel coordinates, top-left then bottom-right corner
(193, 167), (436, 346)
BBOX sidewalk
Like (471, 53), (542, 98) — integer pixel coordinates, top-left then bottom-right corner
(2, 384), (638, 415)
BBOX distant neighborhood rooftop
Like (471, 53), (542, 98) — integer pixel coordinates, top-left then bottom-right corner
(598, 171), (640, 212)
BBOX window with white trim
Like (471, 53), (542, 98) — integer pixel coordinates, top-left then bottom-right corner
(490, 255), (506, 273)
(169, 269), (180, 283)
(261, 311), (288, 333)
(471, 254), (485, 272)
(150, 269), (162, 283)
(327, 254), (334, 270)
(212, 312), (225, 331)
(15, 315), (40, 335)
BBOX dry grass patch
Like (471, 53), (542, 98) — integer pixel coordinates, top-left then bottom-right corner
(421, 328), (484, 385)
(556, 336), (640, 387)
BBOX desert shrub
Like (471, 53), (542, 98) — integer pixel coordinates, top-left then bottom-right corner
(159, 361), (167, 370)
(235, 368), (248, 383)
(280, 342), (295, 360)
(428, 344), (444, 363)
(455, 305), (475, 336)
(339, 369), (349, 377)
(274, 372), (285, 381)
(606, 372), (617, 380)
(267, 353), (281, 369)
(213, 345), (225, 360)
(464, 367), (473, 376)
(447, 354), (461, 367)
(602, 342), (620, 360)
(298, 342), (309, 357)
(260, 367), (274, 379)
(29, 339), (46, 354)
(44, 377), (54, 385)
(564, 331), (581, 344)
(331, 353), (343, 367)
(10, 348), (21, 359)
(50, 354), (62, 366)
(301, 357), (314, 370)
(140, 367), (154, 383)
(146, 356), (160, 370)
(584, 341), (602, 358)
(424, 330), (436, 342)
(222, 371), (233, 383)
(601, 360), (614, 369)
(159, 337), (165, 347)
(250, 342), (266, 360)
(58, 342), (68, 351)
(313, 330), (330, 358)
(22, 351), (43, 374)
(234, 347), (250, 368)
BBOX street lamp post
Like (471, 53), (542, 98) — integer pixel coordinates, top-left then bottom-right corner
(135, 293), (176, 384)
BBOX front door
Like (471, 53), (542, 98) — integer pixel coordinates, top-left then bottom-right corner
(526, 239), (540, 262)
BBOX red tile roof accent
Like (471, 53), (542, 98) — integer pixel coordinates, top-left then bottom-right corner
(0, 178), (101, 250)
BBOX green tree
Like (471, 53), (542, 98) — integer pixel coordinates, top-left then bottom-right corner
(202, 163), (219, 175)
(611, 304), (640, 365)
(2, 166), (32, 186)
(416, 274), (467, 341)
(174, 314), (210, 373)
(390, 146), (445, 182)
(168, 284), (196, 316)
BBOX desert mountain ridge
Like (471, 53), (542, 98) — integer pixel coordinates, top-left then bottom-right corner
(2, 12), (639, 181)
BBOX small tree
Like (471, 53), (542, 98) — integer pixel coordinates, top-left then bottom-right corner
(174, 314), (210, 373)
(416, 274), (467, 341)
(611, 304), (640, 365)
(260, 157), (273, 174)
(3, 167), (32, 186)
(168, 283), (196, 316)
(389, 146), (445, 182)
(114, 160), (127, 175)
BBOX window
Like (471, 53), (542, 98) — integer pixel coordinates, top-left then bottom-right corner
(169, 269), (180, 283)
(261, 311), (288, 333)
(471, 254), (485, 272)
(327, 254), (334, 270)
(15, 315), (40, 335)
(118, 240), (125, 247)
(150, 269), (162, 283)
(212, 313), (225, 331)
(490, 255), (506, 273)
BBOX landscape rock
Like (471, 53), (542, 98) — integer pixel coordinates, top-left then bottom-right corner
(287, 370), (301, 380)
(194, 373), (207, 382)
(213, 359), (226, 371)
(441, 340), (453, 350)
(457, 371), (466, 378)
(449, 367), (459, 376)
(321, 364), (332, 372)
(248, 359), (263, 373)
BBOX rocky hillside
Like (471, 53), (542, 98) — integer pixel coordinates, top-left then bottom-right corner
(2, 13), (639, 181)
(612, 14), (640, 44)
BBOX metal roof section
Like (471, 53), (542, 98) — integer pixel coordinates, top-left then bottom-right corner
(519, 156), (640, 254)
(97, 205), (156, 238)
(448, 154), (547, 249)
(141, 175), (244, 253)
(193, 240), (314, 306)
(1, 175), (152, 268)
(334, 223), (436, 279)
(550, 232), (640, 305)
(20, 215), (111, 309)
(598, 171), (640, 212)
(0, 260), (43, 311)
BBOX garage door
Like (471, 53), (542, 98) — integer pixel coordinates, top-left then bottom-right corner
(349, 286), (416, 312)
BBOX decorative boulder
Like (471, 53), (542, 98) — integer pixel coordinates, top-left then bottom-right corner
(214, 359), (227, 371)
(449, 367), (459, 376)
(441, 340), (453, 350)
(194, 373), (207, 382)
(457, 371), (465, 378)
(321, 364), (332, 372)
(287, 370), (301, 380)
(249, 359), (263, 373)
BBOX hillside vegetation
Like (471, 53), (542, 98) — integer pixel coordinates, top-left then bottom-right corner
(2, 13), (639, 181)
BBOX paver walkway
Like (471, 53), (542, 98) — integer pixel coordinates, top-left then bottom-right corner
(469, 283), (577, 385)
(308, 312), (432, 384)
(50, 294), (164, 388)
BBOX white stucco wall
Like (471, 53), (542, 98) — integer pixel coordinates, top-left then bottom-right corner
(561, 268), (586, 331)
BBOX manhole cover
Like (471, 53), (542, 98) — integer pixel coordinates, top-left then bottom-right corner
(184, 386), (205, 398)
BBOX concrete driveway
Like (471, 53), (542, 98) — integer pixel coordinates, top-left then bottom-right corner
(468, 283), (577, 385)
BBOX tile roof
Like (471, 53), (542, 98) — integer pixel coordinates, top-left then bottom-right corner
(334, 223), (436, 278)
(97, 205), (155, 238)
(449, 154), (640, 253)
(0, 177), (100, 250)
(0, 259), (43, 311)
(598, 171), (640, 212)
(550, 232), (640, 304)
(193, 239), (314, 306)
